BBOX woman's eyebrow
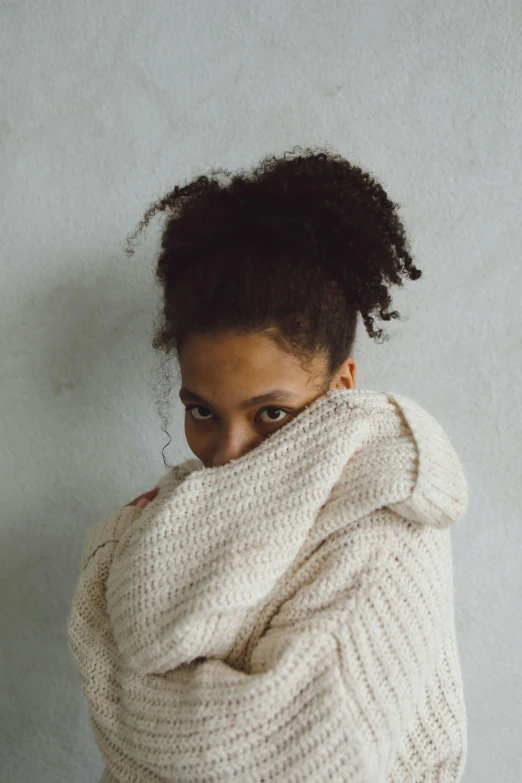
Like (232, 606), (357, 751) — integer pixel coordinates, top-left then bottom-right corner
(178, 387), (298, 410)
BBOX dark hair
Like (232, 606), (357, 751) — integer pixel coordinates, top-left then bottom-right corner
(125, 144), (422, 466)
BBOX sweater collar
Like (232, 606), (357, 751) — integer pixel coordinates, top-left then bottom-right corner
(166, 388), (468, 531)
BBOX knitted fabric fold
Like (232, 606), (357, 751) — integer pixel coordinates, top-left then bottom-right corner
(68, 388), (469, 783)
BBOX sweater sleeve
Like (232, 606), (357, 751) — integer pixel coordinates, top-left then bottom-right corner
(79, 505), (142, 571)
(79, 461), (194, 572)
(80, 508), (451, 783)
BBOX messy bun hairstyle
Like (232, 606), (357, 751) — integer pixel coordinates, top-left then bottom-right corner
(125, 145), (422, 466)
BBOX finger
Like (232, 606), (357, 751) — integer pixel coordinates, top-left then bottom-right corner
(126, 487), (159, 507)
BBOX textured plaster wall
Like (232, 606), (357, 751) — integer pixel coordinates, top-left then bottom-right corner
(0, 1), (520, 781)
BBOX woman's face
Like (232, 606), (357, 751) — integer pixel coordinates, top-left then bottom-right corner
(178, 329), (356, 468)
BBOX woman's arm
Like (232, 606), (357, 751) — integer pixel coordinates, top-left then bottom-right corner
(70, 507), (452, 782)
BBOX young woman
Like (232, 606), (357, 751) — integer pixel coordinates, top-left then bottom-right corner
(68, 146), (469, 782)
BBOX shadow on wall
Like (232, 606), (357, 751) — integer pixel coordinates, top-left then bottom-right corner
(0, 265), (186, 780)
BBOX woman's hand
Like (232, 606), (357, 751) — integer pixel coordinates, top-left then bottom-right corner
(126, 486), (159, 510)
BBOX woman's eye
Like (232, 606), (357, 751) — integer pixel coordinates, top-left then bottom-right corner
(184, 405), (288, 424)
(258, 407), (288, 424)
(185, 405), (212, 421)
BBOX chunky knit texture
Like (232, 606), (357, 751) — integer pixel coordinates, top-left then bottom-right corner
(68, 388), (469, 783)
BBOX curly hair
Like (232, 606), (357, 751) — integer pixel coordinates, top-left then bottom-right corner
(125, 144), (422, 466)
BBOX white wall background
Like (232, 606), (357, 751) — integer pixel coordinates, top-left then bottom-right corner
(1, 1), (521, 781)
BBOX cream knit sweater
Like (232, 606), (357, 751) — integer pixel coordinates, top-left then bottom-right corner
(68, 388), (469, 783)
